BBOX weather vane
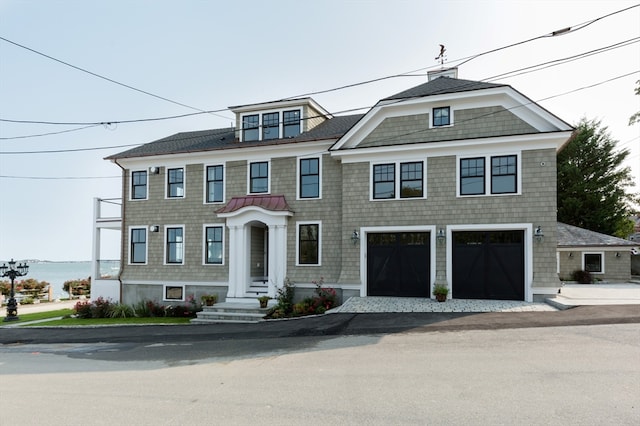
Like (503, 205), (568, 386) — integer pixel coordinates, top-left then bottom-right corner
(435, 44), (446, 65)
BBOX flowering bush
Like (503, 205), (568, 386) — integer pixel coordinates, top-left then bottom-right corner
(268, 277), (339, 318)
(74, 300), (93, 318)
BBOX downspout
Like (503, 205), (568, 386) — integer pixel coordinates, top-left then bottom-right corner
(114, 159), (127, 304)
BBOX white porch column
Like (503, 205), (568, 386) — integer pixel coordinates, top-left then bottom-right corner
(226, 224), (247, 299)
(267, 224), (287, 297)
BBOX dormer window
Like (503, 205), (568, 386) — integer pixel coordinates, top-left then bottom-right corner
(433, 106), (450, 127)
(262, 112), (279, 140)
(283, 110), (301, 138)
(243, 114), (259, 141)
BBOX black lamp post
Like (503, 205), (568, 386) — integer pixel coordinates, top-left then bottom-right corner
(1, 259), (29, 322)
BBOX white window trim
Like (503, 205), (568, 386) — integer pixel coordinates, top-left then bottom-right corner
(456, 152), (522, 197)
(370, 160), (427, 201)
(582, 251), (605, 274)
(429, 105), (454, 129)
(165, 166), (186, 199)
(163, 284), (185, 302)
(164, 225), (185, 266)
(203, 163), (226, 205)
(239, 107), (303, 142)
(296, 221), (322, 266)
(129, 169), (148, 201)
(247, 159), (271, 195)
(128, 226), (148, 265)
(296, 155), (323, 200)
(202, 224), (225, 266)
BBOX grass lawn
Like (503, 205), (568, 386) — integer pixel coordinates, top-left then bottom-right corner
(4, 309), (74, 324)
(24, 316), (193, 326)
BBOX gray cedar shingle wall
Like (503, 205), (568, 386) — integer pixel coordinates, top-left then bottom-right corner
(335, 148), (559, 287)
(359, 106), (538, 148)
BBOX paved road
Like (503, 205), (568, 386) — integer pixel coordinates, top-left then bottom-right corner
(1, 304), (639, 346)
(0, 323), (638, 425)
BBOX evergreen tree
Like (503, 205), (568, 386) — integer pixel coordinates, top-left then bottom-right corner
(557, 118), (638, 237)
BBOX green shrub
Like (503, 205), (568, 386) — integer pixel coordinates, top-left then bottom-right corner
(572, 269), (593, 284)
(265, 278), (295, 319)
(108, 303), (135, 318)
(74, 300), (93, 318)
(90, 297), (112, 318)
(20, 296), (35, 305)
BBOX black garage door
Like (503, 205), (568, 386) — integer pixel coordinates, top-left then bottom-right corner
(452, 230), (524, 300)
(367, 232), (430, 297)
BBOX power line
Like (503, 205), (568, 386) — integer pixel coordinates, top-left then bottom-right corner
(0, 143), (141, 155)
(0, 175), (120, 180)
(483, 38), (639, 82)
(0, 124), (102, 140)
(454, 3), (640, 67)
(1, 70), (637, 156)
(0, 36), (232, 122)
(2, 4), (637, 133)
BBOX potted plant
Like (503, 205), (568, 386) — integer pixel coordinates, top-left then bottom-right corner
(258, 295), (271, 309)
(432, 284), (449, 302)
(201, 294), (218, 306)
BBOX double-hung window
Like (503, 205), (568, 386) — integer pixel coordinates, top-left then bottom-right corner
(249, 161), (269, 194)
(131, 171), (147, 200)
(166, 227), (184, 264)
(491, 155), (517, 194)
(459, 154), (519, 196)
(167, 168), (184, 198)
(243, 114), (259, 141)
(205, 226), (223, 265)
(262, 112), (279, 140)
(460, 158), (485, 195)
(130, 228), (147, 264)
(283, 110), (301, 138)
(400, 162), (423, 198)
(373, 161), (424, 200)
(584, 253), (603, 273)
(373, 164), (396, 199)
(298, 223), (320, 265)
(433, 106), (450, 127)
(299, 157), (320, 199)
(206, 165), (224, 203)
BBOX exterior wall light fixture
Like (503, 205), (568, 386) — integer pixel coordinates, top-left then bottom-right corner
(351, 230), (360, 245)
(534, 226), (544, 243)
(437, 228), (446, 245)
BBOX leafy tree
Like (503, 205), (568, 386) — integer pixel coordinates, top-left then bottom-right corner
(629, 80), (639, 126)
(557, 118), (638, 237)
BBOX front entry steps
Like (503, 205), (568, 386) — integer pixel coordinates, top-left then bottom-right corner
(192, 302), (271, 324)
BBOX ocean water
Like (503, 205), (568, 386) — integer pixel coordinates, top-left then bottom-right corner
(7, 261), (102, 299)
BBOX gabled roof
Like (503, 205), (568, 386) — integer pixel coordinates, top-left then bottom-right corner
(106, 114), (363, 160)
(557, 222), (638, 248)
(382, 76), (507, 100)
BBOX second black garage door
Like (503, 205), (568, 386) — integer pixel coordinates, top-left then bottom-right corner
(452, 230), (524, 300)
(367, 232), (430, 297)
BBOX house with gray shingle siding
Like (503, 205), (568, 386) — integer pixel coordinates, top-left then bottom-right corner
(557, 222), (638, 282)
(93, 68), (575, 305)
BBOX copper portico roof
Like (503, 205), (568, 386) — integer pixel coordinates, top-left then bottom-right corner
(215, 195), (292, 214)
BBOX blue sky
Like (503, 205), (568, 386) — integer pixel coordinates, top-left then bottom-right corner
(1, 0), (638, 261)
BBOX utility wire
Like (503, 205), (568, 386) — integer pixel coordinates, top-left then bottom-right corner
(2, 4), (637, 132)
(0, 124), (102, 140)
(454, 3), (639, 67)
(0, 36), (232, 122)
(1, 69), (637, 156)
(2, 34), (635, 138)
